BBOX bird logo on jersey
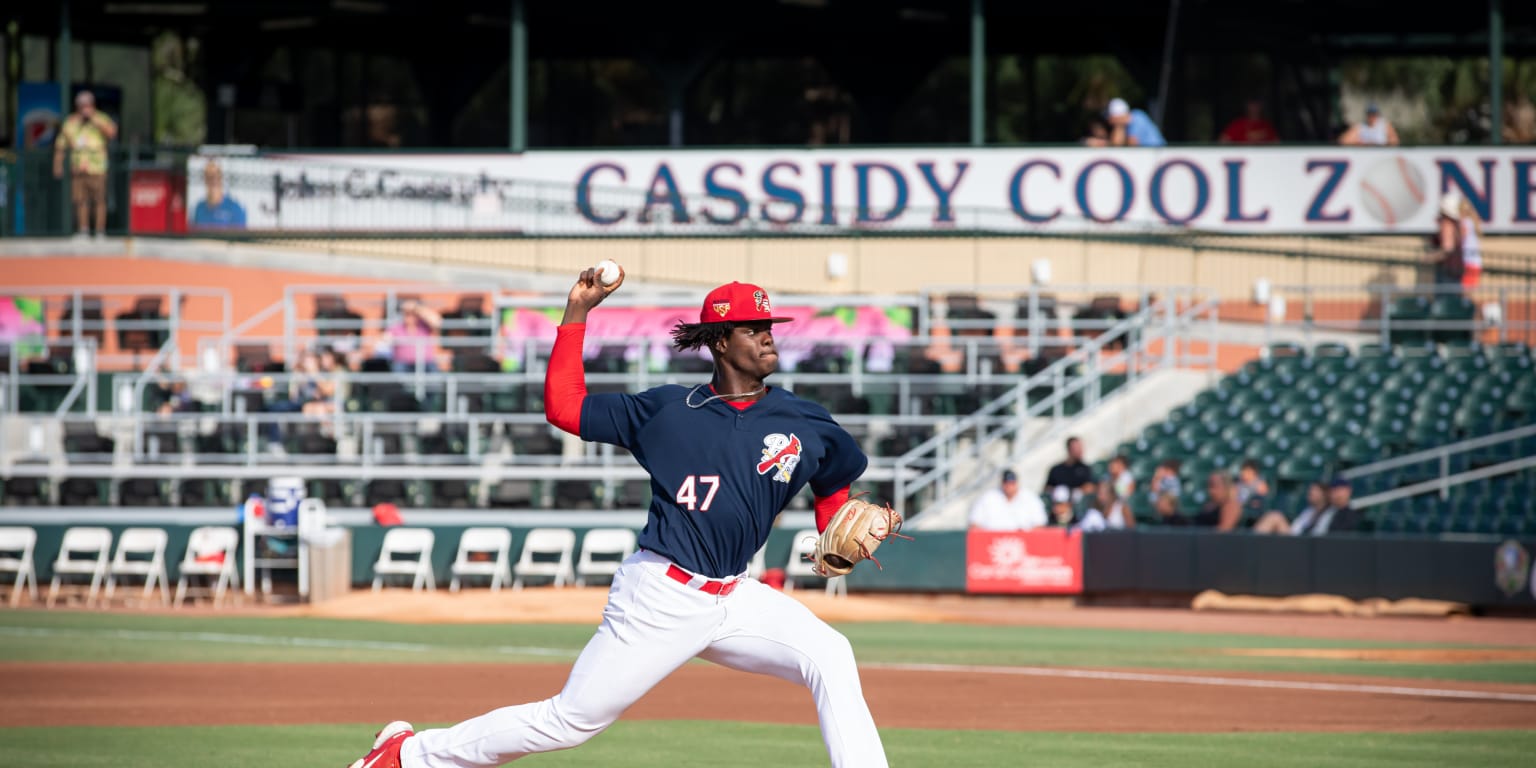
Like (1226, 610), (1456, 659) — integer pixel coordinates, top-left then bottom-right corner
(757, 433), (802, 484)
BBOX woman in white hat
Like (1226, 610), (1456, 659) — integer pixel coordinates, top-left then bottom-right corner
(1434, 192), (1467, 288)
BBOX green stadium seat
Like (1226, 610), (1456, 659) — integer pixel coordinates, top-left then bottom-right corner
(1453, 402), (1498, 436)
(1495, 516), (1527, 536)
(1193, 389), (1229, 411)
(1405, 422), (1449, 449)
(177, 479), (233, 507)
(1428, 294), (1477, 344)
(1268, 342), (1304, 359)
(1335, 436), (1382, 468)
(1349, 367), (1388, 392)
(1276, 454), (1327, 489)
(1313, 342), (1351, 359)
(1388, 295), (1432, 346)
(1507, 388), (1536, 417)
(1381, 370), (1429, 400)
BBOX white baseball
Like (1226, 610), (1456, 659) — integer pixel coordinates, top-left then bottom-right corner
(595, 259), (621, 286)
(1357, 156), (1427, 227)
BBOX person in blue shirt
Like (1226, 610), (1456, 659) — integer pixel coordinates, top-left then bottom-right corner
(190, 159), (247, 229)
(1106, 97), (1167, 147)
(344, 269), (891, 768)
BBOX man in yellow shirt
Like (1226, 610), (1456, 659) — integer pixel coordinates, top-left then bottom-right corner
(52, 90), (118, 237)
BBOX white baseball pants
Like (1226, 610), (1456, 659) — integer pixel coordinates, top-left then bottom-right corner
(401, 550), (888, 768)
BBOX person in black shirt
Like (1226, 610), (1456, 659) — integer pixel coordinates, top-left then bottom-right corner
(1043, 436), (1095, 497)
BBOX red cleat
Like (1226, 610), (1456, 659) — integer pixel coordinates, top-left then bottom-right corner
(347, 721), (414, 768)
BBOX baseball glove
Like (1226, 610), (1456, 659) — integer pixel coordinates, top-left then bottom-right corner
(810, 495), (910, 577)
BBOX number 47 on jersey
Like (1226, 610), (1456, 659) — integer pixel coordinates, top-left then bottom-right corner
(675, 475), (720, 511)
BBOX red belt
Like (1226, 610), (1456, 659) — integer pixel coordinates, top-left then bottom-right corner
(666, 563), (741, 596)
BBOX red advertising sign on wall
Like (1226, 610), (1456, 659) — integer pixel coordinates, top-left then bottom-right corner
(966, 529), (1083, 594)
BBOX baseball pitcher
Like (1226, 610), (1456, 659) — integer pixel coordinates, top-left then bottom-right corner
(347, 267), (901, 768)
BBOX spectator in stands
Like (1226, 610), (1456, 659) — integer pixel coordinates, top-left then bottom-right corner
(191, 159), (248, 229)
(1338, 103), (1400, 146)
(1048, 485), (1077, 526)
(297, 348), (343, 417)
(1044, 436), (1095, 499)
(1185, 471), (1242, 529)
(1454, 195), (1483, 291)
(260, 348), (321, 449)
(1433, 192), (1466, 287)
(1324, 477), (1363, 532)
(968, 469), (1048, 531)
(1149, 459), (1182, 518)
(1081, 116), (1111, 147)
(1288, 478), (1363, 534)
(1104, 98), (1166, 147)
(381, 299), (443, 373)
(52, 90), (118, 238)
(1078, 480), (1134, 532)
(1236, 459), (1271, 520)
(1107, 454), (1135, 500)
(1504, 93), (1536, 144)
(1219, 99), (1279, 144)
(1253, 480), (1325, 535)
(154, 379), (197, 416)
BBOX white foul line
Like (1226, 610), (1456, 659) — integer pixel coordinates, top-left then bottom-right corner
(0, 626), (577, 658)
(867, 662), (1536, 704)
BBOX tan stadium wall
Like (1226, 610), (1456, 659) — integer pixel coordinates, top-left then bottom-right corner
(260, 235), (1536, 300)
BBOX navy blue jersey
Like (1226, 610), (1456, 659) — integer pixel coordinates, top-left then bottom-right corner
(580, 385), (867, 578)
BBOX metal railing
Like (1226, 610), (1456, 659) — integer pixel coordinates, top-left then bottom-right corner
(0, 285), (232, 372)
(1261, 282), (1536, 349)
(0, 408), (913, 509)
(893, 295), (1221, 518)
(1342, 424), (1536, 510)
(3, 337), (99, 417)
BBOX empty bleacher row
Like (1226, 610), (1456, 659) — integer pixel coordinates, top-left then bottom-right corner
(1110, 340), (1536, 534)
(0, 523), (840, 609)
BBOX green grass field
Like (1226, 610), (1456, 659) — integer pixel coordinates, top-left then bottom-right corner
(2, 724), (1533, 768)
(2, 609), (1534, 767)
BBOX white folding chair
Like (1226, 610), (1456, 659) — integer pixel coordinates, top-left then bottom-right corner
(784, 529), (846, 597)
(47, 527), (113, 608)
(174, 526), (240, 607)
(575, 528), (636, 586)
(106, 527), (171, 606)
(747, 544), (768, 581)
(372, 528), (436, 592)
(449, 527), (513, 592)
(0, 527), (39, 606)
(512, 528), (576, 590)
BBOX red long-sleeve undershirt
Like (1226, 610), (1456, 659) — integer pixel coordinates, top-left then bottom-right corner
(545, 322), (848, 532)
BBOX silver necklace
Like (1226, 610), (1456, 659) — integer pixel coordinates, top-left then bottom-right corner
(685, 382), (766, 409)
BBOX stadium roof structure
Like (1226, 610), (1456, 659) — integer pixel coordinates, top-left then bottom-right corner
(14, 1), (1536, 55)
(9, 0), (1535, 147)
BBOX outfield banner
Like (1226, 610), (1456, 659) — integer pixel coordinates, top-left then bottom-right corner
(188, 147), (1536, 235)
(966, 529), (1083, 595)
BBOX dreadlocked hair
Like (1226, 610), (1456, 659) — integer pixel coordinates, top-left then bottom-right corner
(671, 321), (733, 352)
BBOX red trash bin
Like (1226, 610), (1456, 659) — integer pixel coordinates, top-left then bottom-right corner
(129, 169), (188, 234)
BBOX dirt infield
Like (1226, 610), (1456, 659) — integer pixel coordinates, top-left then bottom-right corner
(6, 662), (1535, 732)
(15, 596), (1536, 735)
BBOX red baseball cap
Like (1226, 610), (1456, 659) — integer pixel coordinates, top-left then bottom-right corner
(698, 282), (794, 324)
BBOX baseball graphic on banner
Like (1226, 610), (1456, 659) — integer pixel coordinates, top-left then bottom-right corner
(1357, 155), (1427, 227)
